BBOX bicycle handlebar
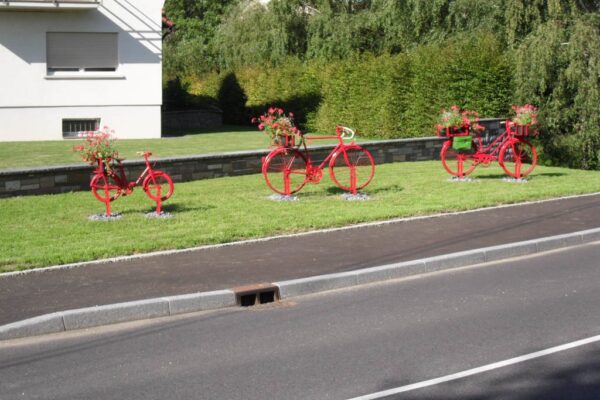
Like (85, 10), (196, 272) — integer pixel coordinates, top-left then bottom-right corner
(336, 126), (355, 140)
(136, 151), (153, 157)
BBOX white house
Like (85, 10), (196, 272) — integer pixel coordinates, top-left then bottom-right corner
(0, 0), (164, 141)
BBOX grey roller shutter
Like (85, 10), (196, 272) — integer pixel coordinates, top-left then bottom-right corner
(47, 32), (118, 69)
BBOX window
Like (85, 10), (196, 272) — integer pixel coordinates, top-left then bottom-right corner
(62, 118), (100, 138)
(46, 32), (118, 74)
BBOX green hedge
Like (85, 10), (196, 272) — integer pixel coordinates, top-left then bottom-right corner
(186, 32), (512, 139)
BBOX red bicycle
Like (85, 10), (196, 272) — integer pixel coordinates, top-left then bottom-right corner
(262, 126), (375, 196)
(438, 121), (538, 179)
(90, 151), (174, 215)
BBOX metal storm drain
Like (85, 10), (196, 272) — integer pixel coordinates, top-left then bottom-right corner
(233, 283), (279, 307)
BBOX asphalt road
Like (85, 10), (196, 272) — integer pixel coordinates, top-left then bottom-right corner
(1, 242), (599, 400)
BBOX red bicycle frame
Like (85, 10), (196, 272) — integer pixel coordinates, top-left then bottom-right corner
(438, 121), (538, 179)
(90, 152), (174, 216)
(262, 126), (376, 196)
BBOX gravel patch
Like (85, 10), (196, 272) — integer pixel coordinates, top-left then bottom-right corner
(145, 211), (173, 219)
(268, 194), (299, 202)
(502, 177), (528, 183)
(341, 192), (370, 201)
(447, 176), (479, 183)
(88, 213), (123, 221)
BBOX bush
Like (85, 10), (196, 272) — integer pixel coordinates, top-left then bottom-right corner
(309, 53), (413, 138)
(185, 33), (513, 139)
(515, 14), (600, 169)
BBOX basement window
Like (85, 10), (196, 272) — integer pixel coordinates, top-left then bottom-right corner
(62, 118), (100, 139)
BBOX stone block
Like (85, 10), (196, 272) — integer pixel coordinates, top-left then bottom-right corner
(207, 164), (222, 171)
(21, 183), (40, 191)
(275, 272), (357, 299)
(5, 181), (20, 191)
(40, 176), (56, 189)
(55, 175), (68, 183)
(62, 299), (170, 330)
(0, 313), (65, 340)
(168, 290), (237, 315)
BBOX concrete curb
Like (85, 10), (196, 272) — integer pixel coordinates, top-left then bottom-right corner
(0, 290), (236, 341)
(275, 228), (600, 300)
(2, 228), (599, 341)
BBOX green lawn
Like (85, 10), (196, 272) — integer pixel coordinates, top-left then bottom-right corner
(1, 161), (599, 272)
(0, 127), (369, 170)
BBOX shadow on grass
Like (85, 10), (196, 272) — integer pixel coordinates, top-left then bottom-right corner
(534, 172), (567, 177)
(475, 171), (567, 180)
(115, 202), (216, 215)
(324, 184), (402, 196)
(156, 203), (216, 213)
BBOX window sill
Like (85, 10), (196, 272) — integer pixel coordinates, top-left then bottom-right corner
(44, 74), (126, 80)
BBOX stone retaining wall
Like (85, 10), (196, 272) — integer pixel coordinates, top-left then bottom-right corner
(0, 137), (445, 198)
(0, 119), (506, 198)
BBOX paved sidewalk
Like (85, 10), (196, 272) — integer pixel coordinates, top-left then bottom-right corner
(1, 194), (599, 326)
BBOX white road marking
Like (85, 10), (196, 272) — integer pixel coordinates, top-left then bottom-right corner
(348, 333), (600, 399)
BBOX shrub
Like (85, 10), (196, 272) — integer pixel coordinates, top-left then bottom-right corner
(184, 33), (513, 139)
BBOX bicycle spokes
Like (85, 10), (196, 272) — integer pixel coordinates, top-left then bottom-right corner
(90, 174), (122, 216)
(263, 148), (307, 196)
(440, 141), (478, 178)
(143, 172), (174, 213)
(329, 146), (375, 194)
(498, 139), (537, 179)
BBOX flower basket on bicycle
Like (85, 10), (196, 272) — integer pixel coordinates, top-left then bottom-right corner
(252, 107), (303, 148)
(73, 127), (119, 173)
(436, 105), (483, 152)
(509, 104), (538, 138)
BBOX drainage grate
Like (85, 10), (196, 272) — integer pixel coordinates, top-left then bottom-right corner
(233, 283), (279, 307)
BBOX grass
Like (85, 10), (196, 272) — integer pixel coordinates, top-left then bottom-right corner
(0, 126), (372, 170)
(1, 161), (599, 272)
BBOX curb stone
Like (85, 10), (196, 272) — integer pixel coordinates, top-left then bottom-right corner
(0, 290), (236, 341)
(1, 228), (600, 341)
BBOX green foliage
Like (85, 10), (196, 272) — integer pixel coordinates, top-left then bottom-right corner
(515, 12), (600, 169)
(187, 33), (512, 139)
(163, 0), (238, 78)
(309, 53), (412, 137)
(215, 0), (308, 70)
(163, 0), (600, 169)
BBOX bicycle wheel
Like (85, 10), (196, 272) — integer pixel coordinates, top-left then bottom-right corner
(440, 140), (478, 177)
(262, 148), (307, 195)
(498, 139), (537, 179)
(329, 146), (375, 192)
(90, 173), (122, 203)
(143, 171), (174, 201)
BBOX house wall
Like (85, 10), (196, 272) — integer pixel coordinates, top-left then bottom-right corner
(0, 0), (164, 141)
